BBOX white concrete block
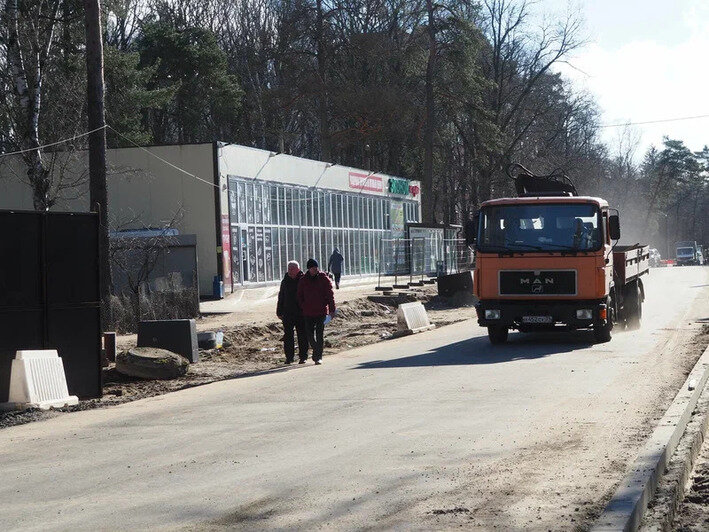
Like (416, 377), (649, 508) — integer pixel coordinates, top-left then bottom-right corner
(395, 302), (435, 336)
(5, 350), (78, 410)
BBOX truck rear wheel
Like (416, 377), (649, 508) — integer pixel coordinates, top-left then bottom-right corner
(625, 280), (642, 330)
(488, 326), (508, 345)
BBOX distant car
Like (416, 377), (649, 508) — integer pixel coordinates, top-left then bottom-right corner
(676, 240), (701, 266)
(649, 248), (662, 267)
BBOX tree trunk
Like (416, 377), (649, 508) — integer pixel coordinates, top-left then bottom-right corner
(315, 0), (331, 161)
(5, 0), (52, 210)
(85, 0), (112, 330)
(422, 0), (436, 224)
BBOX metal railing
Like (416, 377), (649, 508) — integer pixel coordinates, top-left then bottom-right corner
(376, 237), (474, 289)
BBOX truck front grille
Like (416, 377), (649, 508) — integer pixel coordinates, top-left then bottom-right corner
(499, 270), (577, 296)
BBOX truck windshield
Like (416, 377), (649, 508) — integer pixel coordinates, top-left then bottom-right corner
(677, 247), (694, 257)
(478, 203), (603, 253)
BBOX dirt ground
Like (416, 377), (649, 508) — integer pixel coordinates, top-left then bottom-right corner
(670, 326), (709, 531)
(674, 445), (709, 531)
(0, 285), (473, 430)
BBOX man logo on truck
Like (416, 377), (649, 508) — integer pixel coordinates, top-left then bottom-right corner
(519, 276), (555, 285)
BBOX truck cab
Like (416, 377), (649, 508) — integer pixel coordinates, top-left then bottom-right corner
(471, 167), (648, 345)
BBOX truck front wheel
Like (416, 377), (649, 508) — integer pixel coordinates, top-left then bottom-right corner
(594, 295), (614, 343)
(593, 322), (612, 343)
(488, 326), (508, 345)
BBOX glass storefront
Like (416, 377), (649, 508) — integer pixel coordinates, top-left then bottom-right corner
(228, 176), (420, 285)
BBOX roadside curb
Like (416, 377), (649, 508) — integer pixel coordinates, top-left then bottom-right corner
(641, 376), (709, 530)
(593, 345), (709, 531)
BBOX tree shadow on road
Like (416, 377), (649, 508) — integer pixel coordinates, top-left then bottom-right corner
(353, 330), (596, 369)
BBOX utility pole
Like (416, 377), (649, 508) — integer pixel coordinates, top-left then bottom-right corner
(659, 212), (670, 259)
(84, 0), (111, 330)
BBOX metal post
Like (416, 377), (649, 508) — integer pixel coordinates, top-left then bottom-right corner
(409, 238), (414, 285)
(394, 239), (399, 286)
(377, 236), (383, 288)
(419, 238), (426, 285)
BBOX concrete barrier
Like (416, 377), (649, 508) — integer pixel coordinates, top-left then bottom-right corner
(1, 350), (78, 410)
(393, 302), (435, 337)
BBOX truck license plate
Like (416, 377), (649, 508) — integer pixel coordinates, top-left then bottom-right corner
(522, 316), (553, 324)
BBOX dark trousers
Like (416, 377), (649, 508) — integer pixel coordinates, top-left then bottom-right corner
(333, 272), (341, 288)
(282, 315), (309, 362)
(304, 315), (326, 361)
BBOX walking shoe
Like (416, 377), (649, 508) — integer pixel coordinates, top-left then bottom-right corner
(314, 359), (322, 365)
(298, 359), (307, 364)
(285, 359), (293, 365)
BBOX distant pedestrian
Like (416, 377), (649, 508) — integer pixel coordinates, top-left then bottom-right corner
(297, 258), (336, 365)
(276, 261), (309, 364)
(328, 248), (345, 289)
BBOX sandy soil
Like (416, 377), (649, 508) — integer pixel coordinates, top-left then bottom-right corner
(671, 326), (709, 531)
(0, 286), (472, 429)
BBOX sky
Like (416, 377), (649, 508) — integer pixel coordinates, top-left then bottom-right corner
(543, 0), (709, 159)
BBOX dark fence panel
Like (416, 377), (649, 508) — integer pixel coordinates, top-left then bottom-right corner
(0, 210), (102, 402)
(0, 212), (42, 308)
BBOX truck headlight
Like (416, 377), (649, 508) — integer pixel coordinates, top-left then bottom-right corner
(576, 309), (593, 320)
(485, 309), (501, 320)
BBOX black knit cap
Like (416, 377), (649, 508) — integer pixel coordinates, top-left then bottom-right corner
(306, 258), (318, 269)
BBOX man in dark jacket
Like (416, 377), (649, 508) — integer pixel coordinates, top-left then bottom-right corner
(327, 248), (345, 289)
(297, 258), (336, 365)
(276, 261), (309, 364)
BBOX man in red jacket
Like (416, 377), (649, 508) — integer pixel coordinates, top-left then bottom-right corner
(297, 258), (336, 365)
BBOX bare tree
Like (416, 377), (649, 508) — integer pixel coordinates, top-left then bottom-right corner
(109, 206), (190, 331)
(476, 0), (584, 200)
(1, 0), (63, 210)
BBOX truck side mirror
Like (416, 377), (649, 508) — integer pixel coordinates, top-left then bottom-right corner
(465, 212), (480, 245)
(609, 214), (620, 240)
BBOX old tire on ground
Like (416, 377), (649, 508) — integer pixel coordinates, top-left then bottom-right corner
(488, 326), (508, 345)
(116, 347), (189, 380)
(625, 280), (642, 330)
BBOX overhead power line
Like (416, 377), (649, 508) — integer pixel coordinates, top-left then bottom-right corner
(600, 113), (709, 128)
(107, 126), (219, 189)
(0, 125), (411, 201)
(0, 125), (108, 158)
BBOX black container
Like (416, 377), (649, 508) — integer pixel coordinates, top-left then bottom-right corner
(138, 319), (199, 363)
(437, 271), (474, 298)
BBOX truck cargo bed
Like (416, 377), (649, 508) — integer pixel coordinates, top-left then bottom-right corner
(613, 244), (650, 285)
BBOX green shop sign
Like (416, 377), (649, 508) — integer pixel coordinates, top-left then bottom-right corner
(388, 178), (409, 195)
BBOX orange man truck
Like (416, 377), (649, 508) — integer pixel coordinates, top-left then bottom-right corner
(471, 165), (649, 344)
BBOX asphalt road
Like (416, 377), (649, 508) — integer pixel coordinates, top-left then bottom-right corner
(1, 267), (708, 531)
